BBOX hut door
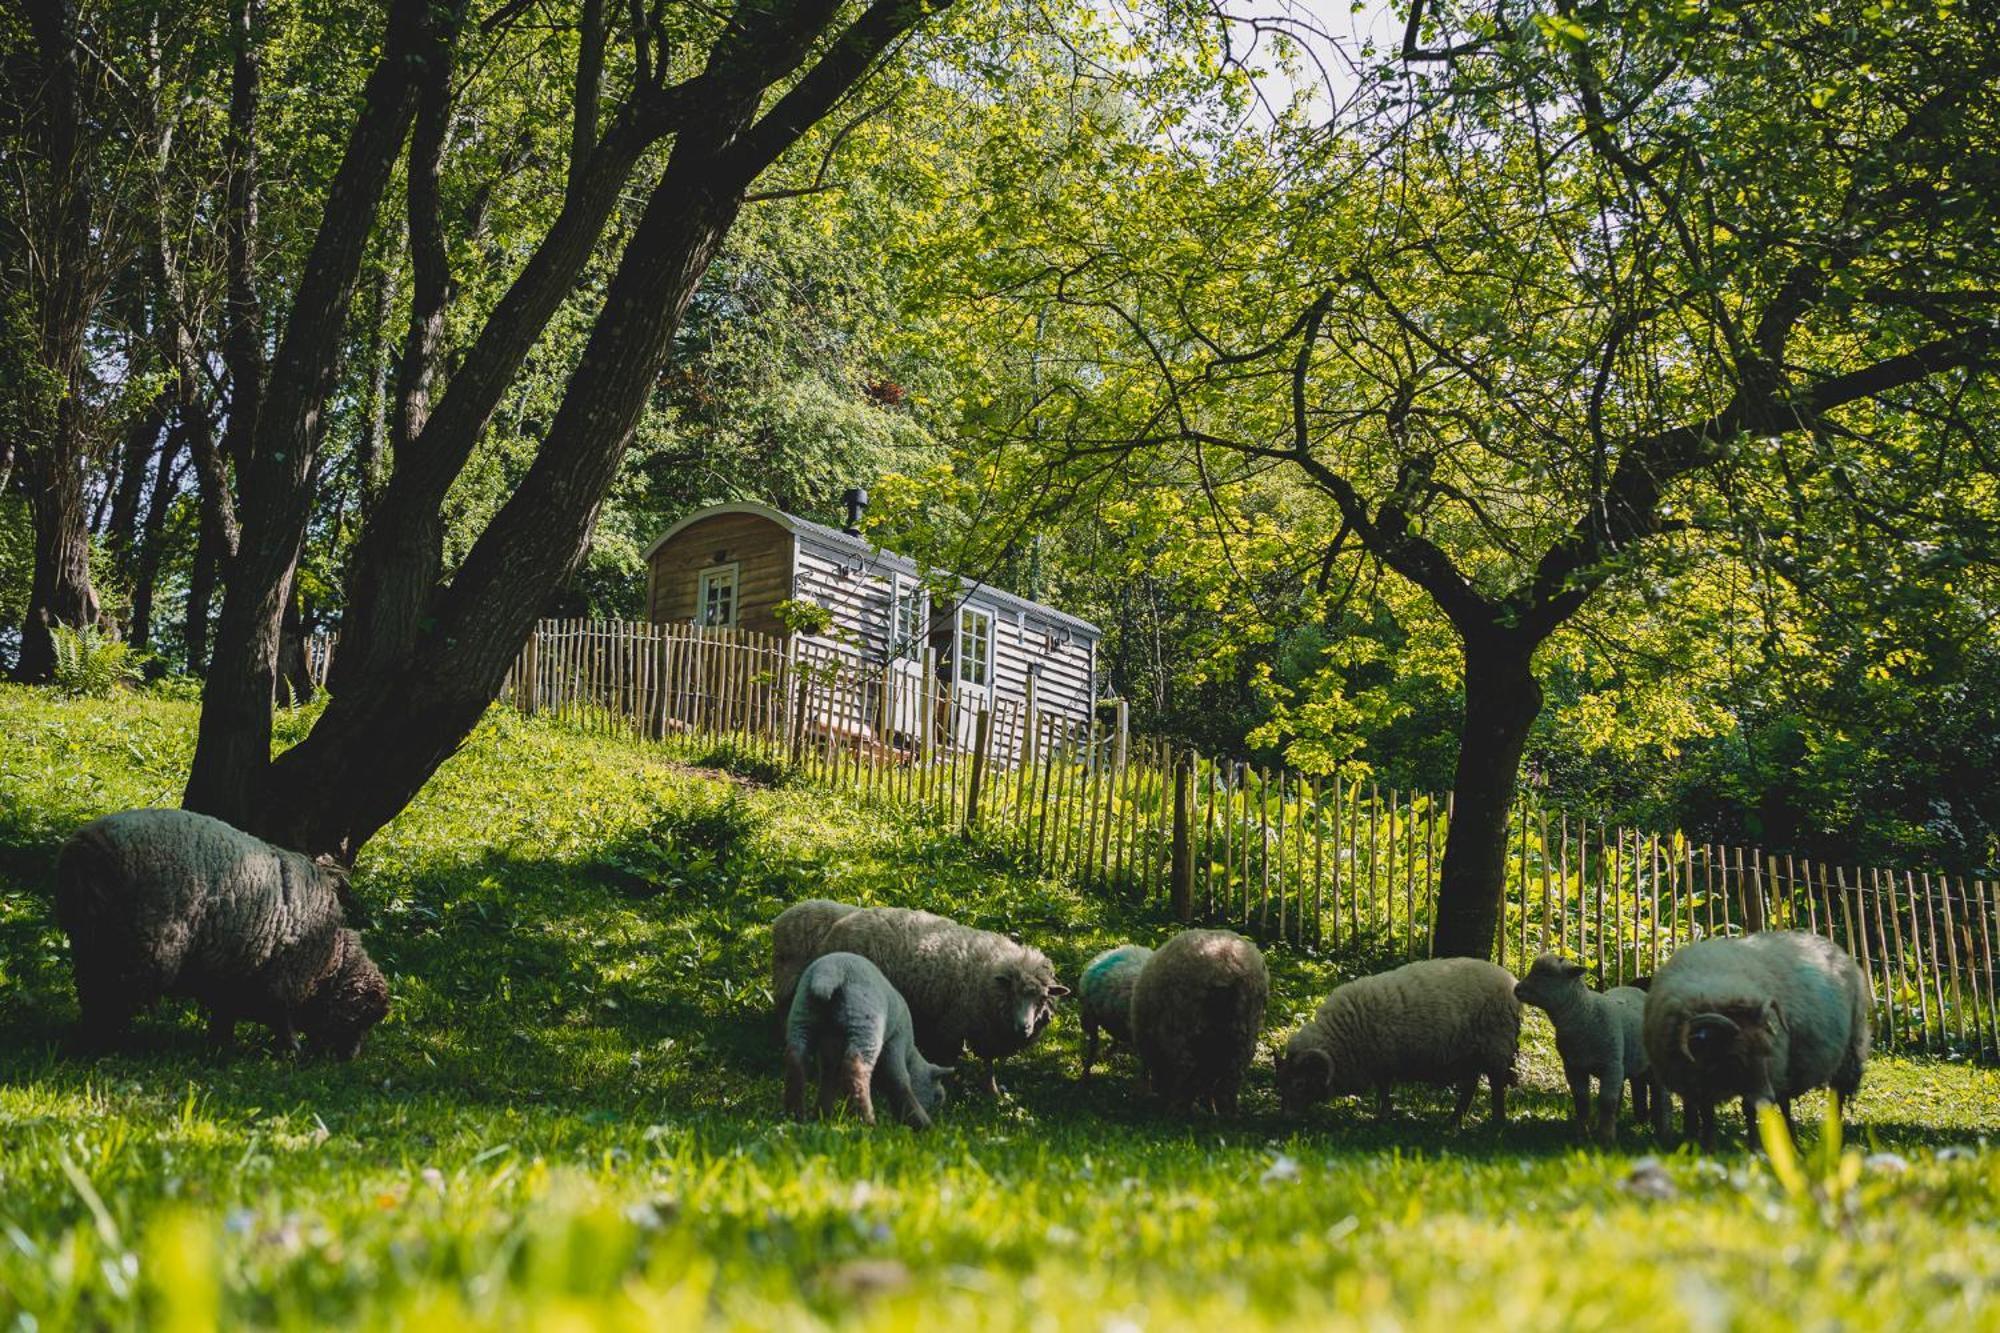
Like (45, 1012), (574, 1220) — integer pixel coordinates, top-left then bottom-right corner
(953, 603), (994, 749)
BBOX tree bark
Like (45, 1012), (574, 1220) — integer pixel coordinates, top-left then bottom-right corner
(1431, 633), (1545, 958)
(13, 0), (103, 682)
(127, 414), (188, 652)
(184, 0), (440, 826)
(184, 511), (220, 674)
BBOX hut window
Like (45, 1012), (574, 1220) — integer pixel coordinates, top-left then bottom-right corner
(891, 577), (927, 659)
(958, 604), (993, 689)
(698, 563), (739, 627)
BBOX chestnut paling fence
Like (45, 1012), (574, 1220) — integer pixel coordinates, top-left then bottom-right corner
(501, 617), (1999, 1062)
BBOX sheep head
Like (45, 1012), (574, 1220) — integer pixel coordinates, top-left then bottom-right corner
(301, 929), (390, 1061)
(1513, 953), (1588, 1010)
(1276, 1043), (1333, 1114)
(1678, 1000), (1780, 1104)
(911, 1061), (955, 1119)
(990, 953), (1069, 1047)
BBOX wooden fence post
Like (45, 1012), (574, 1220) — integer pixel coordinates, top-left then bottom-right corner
(964, 707), (993, 833)
(1171, 751), (1193, 922)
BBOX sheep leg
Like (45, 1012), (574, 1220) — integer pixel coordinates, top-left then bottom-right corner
(1081, 1022), (1099, 1080)
(782, 1044), (812, 1120)
(206, 1009), (237, 1052)
(1629, 1074), (1650, 1121)
(1567, 1071), (1593, 1132)
(269, 1014), (300, 1059)
(1448, 1077), (1478, 1129)
(1488, 1075), (1509, 1127)
(980, 1056), (1001, 1098)
(817, 1061), (844, 1118)
(1593, 1074), (1621, 1144)
(1694, 1099), (1718, 1153)
(876, 1056), (931, 1130)
(1374, 1084), (1394, 1121)
(843, 1053), (876, 1125)
(1651, 1084), (1675, 1144)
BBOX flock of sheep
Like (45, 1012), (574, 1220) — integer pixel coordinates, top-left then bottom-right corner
(773, 898), (1873, 1152)
(50, 808), (1872, 1153)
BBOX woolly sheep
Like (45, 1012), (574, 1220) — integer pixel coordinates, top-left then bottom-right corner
(1129, 930), (1268, 1114)
(771, 898), (862, 1018)
(1643, 930), (1871, 1151)
(804, 906), (1069, 1095)
(1513, 952), (1654, 1143)
(55, 808), (389, 1059)
(783, 952), (954, 1128)
(1078, 944), (1152, 1079)
(1277, 957), (1521, 1126)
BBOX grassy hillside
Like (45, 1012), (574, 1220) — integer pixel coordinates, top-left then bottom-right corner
(1, 685), (1997, 1330)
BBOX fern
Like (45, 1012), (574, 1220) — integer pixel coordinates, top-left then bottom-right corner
(48, 624), (141, 699)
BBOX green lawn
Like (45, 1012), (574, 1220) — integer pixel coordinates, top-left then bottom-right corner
(2, 686), (1997, 1330)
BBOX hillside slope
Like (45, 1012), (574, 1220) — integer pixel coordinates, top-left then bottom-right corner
(2, 686), (1997, 1330)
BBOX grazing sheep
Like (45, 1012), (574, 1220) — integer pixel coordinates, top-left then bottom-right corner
(55, 808), (389, 1059)
(1129, 930), (1268, 1114)
(1643, 931), (1871, 1151)
(807, 906), (1069, 1095)
(783, 952), (953, 1128)
(1078, 944), (1152, 1079)
(1277, 957), (1521, 1127)
(771, 898), (862, 1018)
(1514, 952), (1654, 1143)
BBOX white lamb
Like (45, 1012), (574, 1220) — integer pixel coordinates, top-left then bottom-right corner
(1513, 952), (1654, 1143)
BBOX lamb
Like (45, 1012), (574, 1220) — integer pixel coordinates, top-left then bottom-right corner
(1277, 957), (1521, 1127)
(1128, 930), (1267, 1113)
(55, 808), (389, 1059)
(783, 952), (954, 1128)
(1078, 943), (1152, 1078)
(1513, 952), (1655, 1143)
(1643, 930), (1871, 1152)
(770, 897), (862, 1017)
(803, 905), (1069, 1095)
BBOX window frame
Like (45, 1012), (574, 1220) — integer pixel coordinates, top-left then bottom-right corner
(890, 574), (928, 661)
(697, 562), (740, 628)
(957, 602), (994, 690)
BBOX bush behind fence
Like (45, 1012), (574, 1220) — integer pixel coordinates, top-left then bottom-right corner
(505, 617), (1998, 1062)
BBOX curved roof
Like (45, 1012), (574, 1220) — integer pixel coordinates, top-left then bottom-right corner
(641, 501), (1101, 637)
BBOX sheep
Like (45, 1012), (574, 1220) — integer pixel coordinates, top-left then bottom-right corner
(783, 952), (954, 1128)
(1128, 930), (1268, 1114)
(1513, 952), (1655, 1143)
(1643, 930), (1871, 1152)
(771, 897), (862, 1019)
(804, 906), (1069, 1095)
(1277, 957), (1521, 1127)
(1078, 944), (1152, 1079)
(55, 808), (389, 1059)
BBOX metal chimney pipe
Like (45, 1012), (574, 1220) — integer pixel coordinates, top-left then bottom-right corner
(842, 486), (868, 535)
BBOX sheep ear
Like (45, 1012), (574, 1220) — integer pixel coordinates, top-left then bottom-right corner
(1560, 960), (1587, 980)
(933, 1064), (957, 1082)
(1046, 983), (1071, 999)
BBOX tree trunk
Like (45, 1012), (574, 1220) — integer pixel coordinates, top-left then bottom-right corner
(184, 513), (219, 674)
(259, 155), (747, 858)
(13, 0), (101, 682)
(127, 416), (188, 651)
(1430, 634), (1545, 959)
(183, 0), (438, 827)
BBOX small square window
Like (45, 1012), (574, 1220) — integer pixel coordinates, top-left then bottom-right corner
(891, 578), (927, 659)
(958, 605), (993, 689)
(698, 564), (738, 627)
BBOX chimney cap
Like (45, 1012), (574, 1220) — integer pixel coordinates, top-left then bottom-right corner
(841, 486), (869, 536)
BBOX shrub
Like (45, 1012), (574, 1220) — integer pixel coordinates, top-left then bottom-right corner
(48, 625), (141, 699)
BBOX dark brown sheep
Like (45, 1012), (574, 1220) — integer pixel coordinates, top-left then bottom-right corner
(56, 809), (389, 1058)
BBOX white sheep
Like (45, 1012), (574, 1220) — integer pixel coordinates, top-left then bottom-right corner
(1077, 944), (1152, 1079)
(1513, 952), (1654, 1143)
(1128, 930), (1267, 1114)
(1643, 930), (1871, 1151)
(802, 906), (1069, 1094)
(1277, 957), (1521, 1127)
(770, 898), (861, 1020)
(783, 951), (953, 1128)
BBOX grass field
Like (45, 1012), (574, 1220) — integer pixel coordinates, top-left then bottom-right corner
(2, 685), (1997, 1330)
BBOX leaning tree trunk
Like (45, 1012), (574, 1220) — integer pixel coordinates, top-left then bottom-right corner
(1430, 633), (1545, 960)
